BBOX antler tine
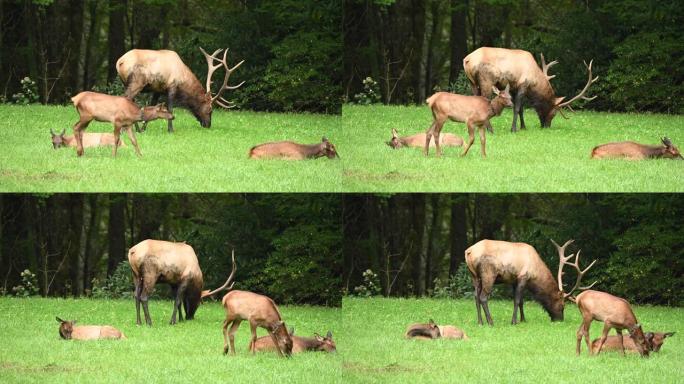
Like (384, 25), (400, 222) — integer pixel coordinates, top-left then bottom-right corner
(552, 239), (575, 292)
(557, 59), (599, 108)
(562, 248), (598, 298)
(200, 47), (225, 94)
(210, 49), (245, 106)
(540, 53), (558, 80)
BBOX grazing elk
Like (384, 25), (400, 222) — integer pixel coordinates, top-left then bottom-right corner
(248, 137), (340, 160)
(51, 128), (125, 149)
(56, 317), (126, 340)
(424, 85), (512, 158)
(591, 137), (683, 160)
(116, 48), (244, 132)
(465, 239), (596, 326)
(387, 128), (463, 149)
(70, 91), (173, 157)
(405, 319), (441, 339)
(591, 332), (674, 354)
(222, 290), (293, 357)
(575, 290), (650, 357)
(254, 328), (336, 354)
(127, 239), (236, 326)
(464, 47), (598, 131)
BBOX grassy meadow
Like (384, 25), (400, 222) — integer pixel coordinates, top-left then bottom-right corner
(0, 297), (341, 383)
(341, 105), (684, 192)
(0, 105), (341, 192)
(340, 297), (683, 384)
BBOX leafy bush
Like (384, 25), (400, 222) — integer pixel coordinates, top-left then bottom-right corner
(431, 264), (473, 299)
(443, 72), (472, 96)
(353, 77), (382, 105)
(91, 261), (133, 299)
(11, 77), (39, 105)
(91, 81), (125, 97)
(12, 269), (40, 297)
(353, 269), (381, 297)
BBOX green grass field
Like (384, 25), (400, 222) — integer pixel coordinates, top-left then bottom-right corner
(341, 297), (683, 384)
(0, 297), (341, 383)
(341, 105), (684, 192)
(0, 105), (341, 192)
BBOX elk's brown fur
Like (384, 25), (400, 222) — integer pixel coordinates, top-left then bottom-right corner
(51, 128), (125, 149)
(387, 128), (463, 149)
(591, 332), (674, 354)
(439, 325), (468, 340)
(591, 138), (682, 160)
(56, 317), (126, 340)
(405, 319), (441, 339)
(254, 328), (336, 354)
(575, 290), (649, 357)
(424, 86), (512, 158)
(249, 137), (339, 160)
(222, 290), (293, 357)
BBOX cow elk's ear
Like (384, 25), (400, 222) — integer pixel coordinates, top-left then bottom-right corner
(492, 86), (500, 95)
(326, 331), (333, 339)
(392, 128), (399, 139)
(429, 318), (436, 326)
(56, 317), (64, 323)
(322, 137), (329, 143)
(288, 327), (295, 336)
(646, 332), (654, 341)
(664, 332), (675, 338)
(314, 333), (324, 341)
(504, 84), (510, 93)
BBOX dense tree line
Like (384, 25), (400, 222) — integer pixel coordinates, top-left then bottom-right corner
(343, 194), (684, 306)
(0, 194), (342, 306)
(0, 0), (341, 113)
(345, 0), (684, 113)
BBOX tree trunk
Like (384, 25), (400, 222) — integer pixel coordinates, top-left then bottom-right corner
(83, 0), (100, 90)
(107, 0), (126, 83)
(425, 194), (442, 292)
(68, 195), (84, 296)
(425, 0), (442, 95)
(410, 194), (426, 295)
(83, 195), (101, 293)
(449, 195), (468, 276)
(449, 0), (469, 84)
(107, 194), (126, 276)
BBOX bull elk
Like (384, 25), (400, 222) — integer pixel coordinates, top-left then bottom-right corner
(464, 47), (598, 131)
(51, 128), (125, 149)
(591, 137), (682, 160)
(70, 91), (173, 157)
(116, 48), (244, 132)
(575, 290), (650, 357)
(465, 239), (596, 326)
(424, 85), (512, 158)
(387, 128), (463, 149)
(591, 332), (674, 354)
(127, 239), (236, 326)
(254, 328), (336, 354)
(222, 290), (293, 357)
(248, 137), (340, 160)
(56, 317), (126, 340)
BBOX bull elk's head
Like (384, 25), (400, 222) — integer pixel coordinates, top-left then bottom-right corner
(552, 239), (597, 321)
(198, 47), (245, 128)
(50, 128), (67, 149)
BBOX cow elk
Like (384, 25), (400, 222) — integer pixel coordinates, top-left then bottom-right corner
(575, 290), (650, 357)
(51, 128), (125, 149)
(591, 137), (683, 160)
(222, 290), (293, 357)
(465, 239), (596, 326)
(424, 85), (512, 158)
(439, 325), (468, 340)
(387, 128), (463, 149)
(70, 91), (174, 157)
(591, 332), (674, 354)
(127, 239), (236, 326)
(464, 47), (598, 131)
(56, 317), (126, 340)
(116, 48), (244, 132)
(254, 328), (336, 354)
(249, 137), (339, 160)
(405, 319), (441, 339)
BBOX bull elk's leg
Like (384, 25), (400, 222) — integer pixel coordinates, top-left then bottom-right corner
(511, 91), (523, 132)
(124, 125), (142, 157)
(472, 275), (483, 325)
(166, 89), (176, 133)
(134, 276), (143, 325)
(478, 124), (487, 158)
(511, 279), (526, 325)
(518, 295), (525, 322)
(518, 101), (526, 130)
(485, 121), (494, 134)
(227, 319), (242, 355)
(140, 273), (156, 326)
(594, 322), (613, 356)
(461, 120), (476, 157)
(169, 284), (183, 325)
(478, 267), (496, 326)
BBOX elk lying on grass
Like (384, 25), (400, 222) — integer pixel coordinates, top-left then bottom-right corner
(387, 128), (463, 149)
(51, 128), (125, 149)
(576, 290), (650, 357)
(464, 47), (598, 131)
(222, 290), (293, 357)
(56, 317), (126, 340)
(424, 85), (512, 158)
(405, 319), (441, 339)
(254, 328), (336, 354)
(70, 92), (174, 157)
(591, 332), (674, 354)
(249, 137), (339, 160)
(439, 325), (469, 340)
(465, 239), (596, 326)
(117, 48), (243, 132)
(591, 137), (682, 160)
(127, 239), (236, 326)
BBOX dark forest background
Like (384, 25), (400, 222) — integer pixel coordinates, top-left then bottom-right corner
(344, 0), (684, 113)
(344, 194), (684, 306)
(0, 0), (341, 113)
(0, 194), (342, 306)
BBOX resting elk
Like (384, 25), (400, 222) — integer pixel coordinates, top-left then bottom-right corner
(464, 47), (598, 131)
(51, 129), (125, 149)
(405, 319), (441, 339)
(387, 128), (463, 149)
(56, 317), (126, 340)
(254, 328), (337, 354)
(465, 239), (596, 326)
(591, 137), (682, 160)
(575, 290), (650, 357)
(249, 138), (340, 160)
(591, 331), (674, 354)
(127, 239), (236, 326)
(116, 47), (244, 132)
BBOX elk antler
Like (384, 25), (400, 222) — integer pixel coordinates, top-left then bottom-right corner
(552, 239), (597, 300)
(540, 53), (558, 80)
(556, 60), (599, 109)
(201, 249), (237, 298)
(199, 47), (245, 109)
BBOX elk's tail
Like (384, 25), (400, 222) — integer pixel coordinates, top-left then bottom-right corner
(70, 92), (86, 107)
(426, 94), (439, 108)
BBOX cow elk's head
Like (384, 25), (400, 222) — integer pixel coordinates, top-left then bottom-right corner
(321, 137), (340, 159)
(314, 331), (337, 353)
(661, 137), (683, 159)
(387, 128), (402, 149)
(51, 128), (67, 149)
(56, 317), (75, 339)
(199, 47), (245, 128)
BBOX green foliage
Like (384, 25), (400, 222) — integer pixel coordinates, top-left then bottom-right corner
(91, 261), (133, 299)
(11, 77), (39, 105)
(353, 269), (381, 297)
(431, 264), (473, 299)
(11, 269), (40, 297)
(443, 72), (471, 96)
(353, 77), (382, 105)
(91, 81), (126, 97)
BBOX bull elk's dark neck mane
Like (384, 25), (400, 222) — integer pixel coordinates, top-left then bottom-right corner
(524, 267), (561, 318)
(173, 74), (208, 118)
(526, 80), (557, 114)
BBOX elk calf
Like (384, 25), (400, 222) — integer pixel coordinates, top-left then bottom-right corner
(222, 290), (293, 357)
(56, 317), (126, 340)
(254, 328), (336, 354)
(591, 332), (674, 354)
(70, 91), (174, 157)
(424, 85), (512, 158)
(591, 138), (682, 160)
(249, 137), (339, 160)
(575, 290), (649, 357)
(387, 128), (463, 149)
(438, 325), (468, 340)
(51, 129), (125, 149)
(405, 319), (441, 339)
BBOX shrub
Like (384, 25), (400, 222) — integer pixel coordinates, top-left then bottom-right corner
(12, 269), (40, 297)
(353, 77), (382, 105)
(431, 263), (475, 299)
(353, 269), (381, 297)
(11, 77), (39, 105)
(91, 261), (133, 299)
